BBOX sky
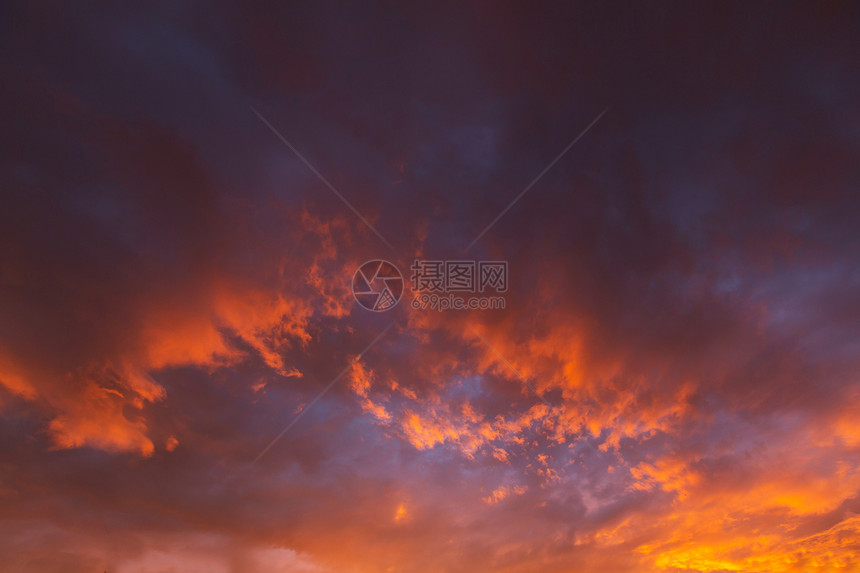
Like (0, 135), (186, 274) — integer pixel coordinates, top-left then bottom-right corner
(1, 2), (859, 572)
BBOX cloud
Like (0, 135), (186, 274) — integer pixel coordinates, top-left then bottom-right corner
(1, 1), (859, 572)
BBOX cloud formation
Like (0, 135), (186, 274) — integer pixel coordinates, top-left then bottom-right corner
(1, 2), (859, 572)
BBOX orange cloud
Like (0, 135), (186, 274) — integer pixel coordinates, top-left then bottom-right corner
(48, 378), (157, 456)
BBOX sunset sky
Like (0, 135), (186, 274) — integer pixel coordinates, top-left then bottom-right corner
(2, 2), (860, 572)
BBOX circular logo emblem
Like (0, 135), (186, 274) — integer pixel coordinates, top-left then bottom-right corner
(352, 260), (404, 312)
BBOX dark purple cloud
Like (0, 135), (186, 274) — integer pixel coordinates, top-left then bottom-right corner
(1, 2), (859, 572)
